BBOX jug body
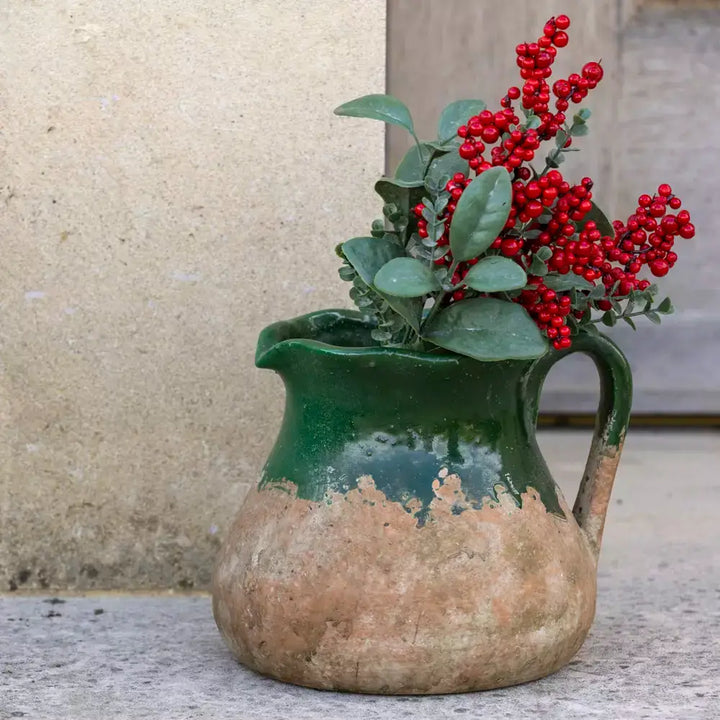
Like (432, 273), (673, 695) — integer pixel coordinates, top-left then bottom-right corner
(212, 309), (631, 694)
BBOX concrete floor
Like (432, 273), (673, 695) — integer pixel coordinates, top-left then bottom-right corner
(1, 431), (719, 719)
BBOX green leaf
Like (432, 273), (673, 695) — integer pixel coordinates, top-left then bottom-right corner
(373, 257), (441, 297)
(426, 151), (469, 187)
(582, 322), (600, 336)
(338, 265), (356, 281)
(623, 316), (637, 330)
(646, 310), (662, 325)
(576, 108), (592, 121)
(529, 255), (548, 276)
(437, 99), (486, 142)
(370, 219), (385, 238)
(543, 273), (595, 292)
(657, 297), (674, 314)
(375, 177), (426, 242)
(426, 137), (462, 152)
(422, 297), (548, 361)
(570, 123), (589, 136)
(601, 311), (617, 327)
(578, 201), (615, 239)
(395, 143), (433, 182)
(341, 236), (422, 331)
(536, 246), (553, 261)
(589, 283), (606, 300)
(524, 115), (542, 130)
(334, 94), (415, 134)
(463, 256), (528, 293)
(449, 167), (512, 262)
(371, 328), (393, 343)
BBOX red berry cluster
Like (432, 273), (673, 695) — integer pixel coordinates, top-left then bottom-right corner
(511, 15), (605, 142)
(609, 185), (694, 280)
(414, 15), (695, 350)
(520, 281), (574, 349)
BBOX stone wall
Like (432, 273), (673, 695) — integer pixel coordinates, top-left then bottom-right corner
(0, 0), (385, 590)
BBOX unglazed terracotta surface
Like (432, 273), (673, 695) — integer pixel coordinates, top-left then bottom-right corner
(212, 309), (632, 694)
(213, 475), (597, 694)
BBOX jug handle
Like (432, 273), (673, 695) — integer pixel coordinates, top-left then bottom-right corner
(522, 332), (633, 561)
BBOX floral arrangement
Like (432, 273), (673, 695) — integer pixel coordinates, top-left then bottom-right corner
(333, 14), (695, 361)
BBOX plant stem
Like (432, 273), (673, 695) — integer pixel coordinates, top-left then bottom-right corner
(589, 309), (654, 324)
(422, 291), (448, 331)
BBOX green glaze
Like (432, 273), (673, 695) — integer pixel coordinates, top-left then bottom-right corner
(256, 309), (632, 524)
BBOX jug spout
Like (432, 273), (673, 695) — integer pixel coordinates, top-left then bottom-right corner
(255, 320), (294, 372)
(255, 309), (375, 373)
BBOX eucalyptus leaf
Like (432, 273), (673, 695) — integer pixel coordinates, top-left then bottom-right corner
(543, 273), (595, 292)
(576, 108), (592, 121)
(370, 219), (385, 238)
(657, 297), (674, 314)
(338, 265), (356, 281)
(422, 297), (548, 361)
(341, 235), (422, 331)
(463, 256), (527, 293)
(529, 255), (548, 276)
(371, 328), (393, 342)
(334, 94), (415, 135)
(374, 257), (441, 297)
(623, 316), (637, 330)
(646, 311), (662, 325)
(570, 123), (589, 136)
(589, 283), (606, 300)
(449, 167), (512, 262)
(536, 246), (553, 261)
(601, 311), (617, 327)
(437, 99), (486, 142)
(524, 115), (542, 130)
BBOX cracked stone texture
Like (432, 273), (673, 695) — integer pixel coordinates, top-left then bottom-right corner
(2, 431), (718, 718)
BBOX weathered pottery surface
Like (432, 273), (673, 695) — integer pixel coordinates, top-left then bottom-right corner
(212, 309), (631, 694)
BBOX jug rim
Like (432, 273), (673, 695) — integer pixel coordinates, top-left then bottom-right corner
(255, 308), (541, 370)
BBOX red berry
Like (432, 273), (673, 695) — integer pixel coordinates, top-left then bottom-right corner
(459, 142), (476, 159)
(658, 183), (672, 197)
(553, 31), (569, 47)
(582, 61), (604, 82)
(501, 238), (520, 256)
(555, 14), (570, 30)
(481, 126), (500, 143)
(678, 222), (695, 239)
(649, 259), (670, 276)
(677, 210), (690, 225)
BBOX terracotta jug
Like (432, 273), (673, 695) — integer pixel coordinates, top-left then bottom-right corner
(212, 308), (632, 694)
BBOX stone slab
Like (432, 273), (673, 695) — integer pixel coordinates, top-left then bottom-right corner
(2, 431), (719, 718)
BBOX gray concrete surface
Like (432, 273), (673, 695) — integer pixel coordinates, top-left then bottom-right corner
(2, 431), (718, 718)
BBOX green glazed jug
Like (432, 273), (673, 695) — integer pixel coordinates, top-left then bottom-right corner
(212, 308), (632, 694)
